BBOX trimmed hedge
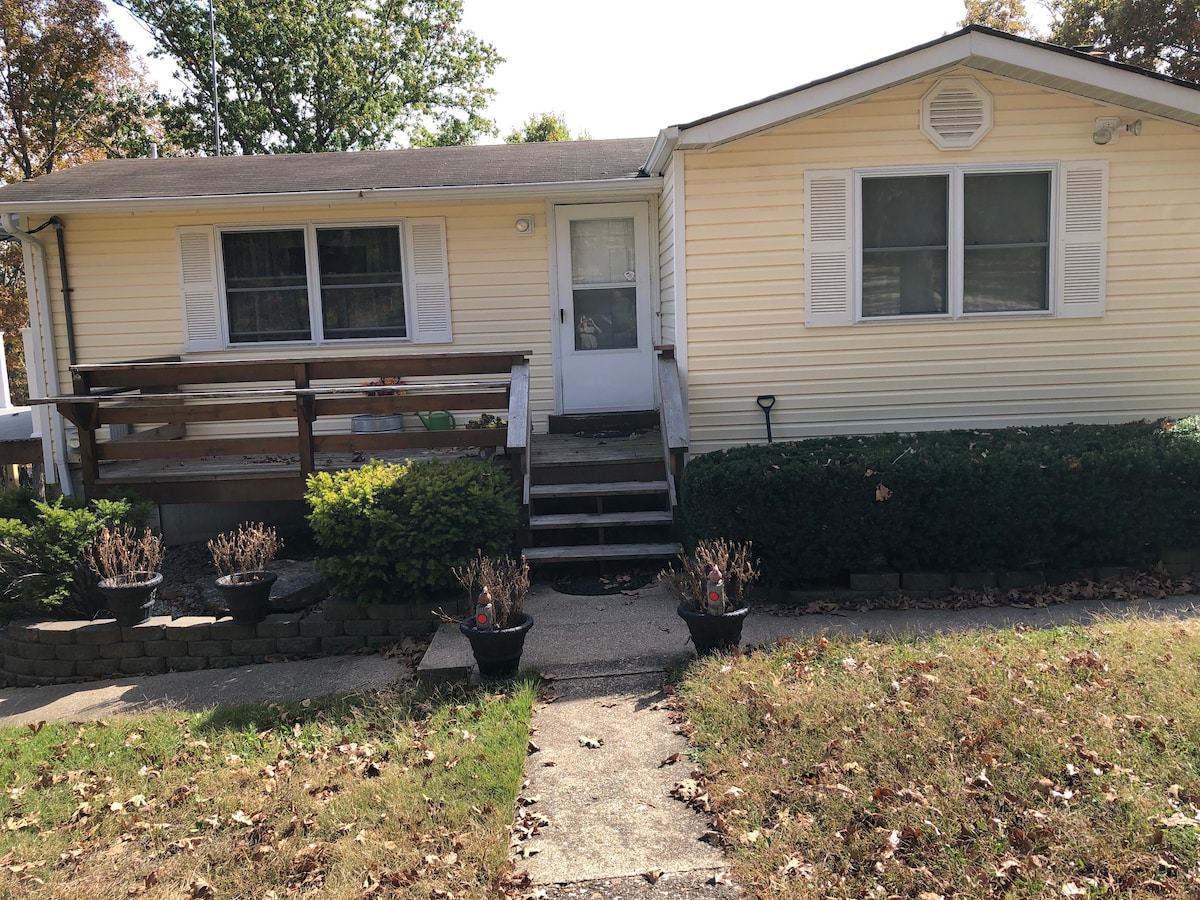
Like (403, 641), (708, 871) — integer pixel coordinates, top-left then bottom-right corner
(681, 420), (1200, 587)
(305, 459), (518, 603)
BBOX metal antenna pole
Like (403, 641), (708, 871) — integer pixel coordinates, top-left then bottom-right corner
(208, 0), (221, 155)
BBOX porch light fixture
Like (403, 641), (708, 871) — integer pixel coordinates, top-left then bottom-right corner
(1092, 117), (1142, 145)
(514, 215), (534, 235)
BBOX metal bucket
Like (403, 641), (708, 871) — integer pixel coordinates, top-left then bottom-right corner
(351, 414), (405, 433)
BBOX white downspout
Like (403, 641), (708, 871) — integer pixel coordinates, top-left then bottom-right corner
(1, 213), (71, 494)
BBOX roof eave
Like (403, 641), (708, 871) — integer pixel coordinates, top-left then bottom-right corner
(674, 28), (1200, 150)
(0, 174), (661, 216)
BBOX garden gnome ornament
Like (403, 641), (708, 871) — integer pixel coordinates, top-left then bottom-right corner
(704, 566), (726, 616)
(475, 587), (494, 631)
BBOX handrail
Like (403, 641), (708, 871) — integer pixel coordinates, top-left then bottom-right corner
(656, 347), (689, 534)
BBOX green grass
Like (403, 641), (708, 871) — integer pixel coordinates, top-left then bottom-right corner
(675, 618), (1200, 898)
(0, 680), (536, 899)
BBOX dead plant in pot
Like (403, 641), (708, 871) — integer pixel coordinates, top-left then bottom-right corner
(208, 522), (283, 624)
(453, 551), (532, 678)
(90, 525), (165, 626)
(660, 538), (760, 654)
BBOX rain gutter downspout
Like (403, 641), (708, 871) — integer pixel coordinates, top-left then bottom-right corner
(0, 212), (72, 494)
(51, 217), (77, 366)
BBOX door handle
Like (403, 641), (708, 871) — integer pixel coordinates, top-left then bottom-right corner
(560, 308), (564, 324)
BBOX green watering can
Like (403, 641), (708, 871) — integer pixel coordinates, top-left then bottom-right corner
(417, 411), (456, 431)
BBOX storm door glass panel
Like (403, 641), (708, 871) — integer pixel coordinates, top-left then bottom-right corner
(963, 171), (1050, 313)
(222, 230), (311, 342)
(861, 175), (948, 317)
(569, 218), (637, 351)
(317, 226), (406, 339)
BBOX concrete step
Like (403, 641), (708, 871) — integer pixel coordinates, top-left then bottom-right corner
(529, 510), (674, 529)
(523, 542), (683, 564)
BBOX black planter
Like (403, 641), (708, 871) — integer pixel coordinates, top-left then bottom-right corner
(215, 571), (278, 624)
(97, 572), (163, 626)
(460, 613), (533, 679)
(676, 603), (749, 655)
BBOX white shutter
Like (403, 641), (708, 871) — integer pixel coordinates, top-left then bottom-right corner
(1057, 161), (1108, 318)
(804, 170), (855, 327)
(406, 217), (452, 343)
(177, 226), (223, 352)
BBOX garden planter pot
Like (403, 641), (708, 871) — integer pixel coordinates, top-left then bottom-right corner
(215, 571), (278, 624)
(459, 613), (533, 679)
(677, 604), (749, 655)
(97, 572), (163, 626)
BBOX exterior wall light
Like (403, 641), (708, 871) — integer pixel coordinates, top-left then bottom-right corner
(1093, 117), (1143, 145)
(515, 215), (534, 235)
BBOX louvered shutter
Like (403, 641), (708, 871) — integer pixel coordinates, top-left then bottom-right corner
(1057, 161), (1108, 318)
(177, 226), (223, 352)
(804, 170), (855, 327)
(405, 218), (452, 343)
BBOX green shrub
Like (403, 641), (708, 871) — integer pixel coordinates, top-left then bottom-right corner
(305, 459), (518, 603)
(0, 495), (154, 621)
(682, 420), (1200, 586)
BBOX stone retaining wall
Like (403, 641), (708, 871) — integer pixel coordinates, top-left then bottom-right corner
(1, 598), (463, 688)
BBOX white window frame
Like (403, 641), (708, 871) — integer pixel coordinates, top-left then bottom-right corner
(215, 219), (413, 347)
(854, 162), (1057, 323)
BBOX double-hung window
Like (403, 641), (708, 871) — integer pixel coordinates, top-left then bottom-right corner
(177, 218), (451, 351)
(805, 161), (1107, 327)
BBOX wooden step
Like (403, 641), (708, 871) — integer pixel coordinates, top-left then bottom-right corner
(523, 542), (683, 563)
(529, 510), (674, 529)
(529, 480), (670, 498)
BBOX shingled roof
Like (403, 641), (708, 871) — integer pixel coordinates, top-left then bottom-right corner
(0, 137), (656, 206)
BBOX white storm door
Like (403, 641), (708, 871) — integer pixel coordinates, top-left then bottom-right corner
(554, 202), (655, 413)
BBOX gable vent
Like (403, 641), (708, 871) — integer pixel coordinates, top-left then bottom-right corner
(920, 76), (992, 151)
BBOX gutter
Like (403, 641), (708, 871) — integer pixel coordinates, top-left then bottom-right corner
(0, 213), (72, 495)
(643, 127), (679, 177)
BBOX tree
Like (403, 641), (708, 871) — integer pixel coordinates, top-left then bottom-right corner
(114, 0), (502, 154)
(1047, 1), (1200, 81)
(0, 0), (160, 181)
(505, 111), (588, 144)
(961, 0), (1039, 36)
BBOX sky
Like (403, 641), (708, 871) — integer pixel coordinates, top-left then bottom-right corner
(104, 0), (1054, 142)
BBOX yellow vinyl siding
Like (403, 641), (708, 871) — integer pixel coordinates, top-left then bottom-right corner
(40, 200), (557, 432)
(658, 155), (677, 345)
(682, 70), (1200, 452)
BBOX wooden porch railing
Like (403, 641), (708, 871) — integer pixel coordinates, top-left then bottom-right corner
(656, 346), (689, 519)
(37, 351), (531, 504)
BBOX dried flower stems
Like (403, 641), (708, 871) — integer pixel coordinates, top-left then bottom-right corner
(659, 538), (760, 613)
(208, 522), (282, 583)
(454, 551), (529, 629)
(90, 526), (163, 586)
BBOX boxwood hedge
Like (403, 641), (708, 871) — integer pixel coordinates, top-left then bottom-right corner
(681, 419), (1200, 587)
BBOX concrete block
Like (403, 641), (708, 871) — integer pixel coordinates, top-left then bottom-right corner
(849, 570), (900, 592)
(256, 614), (302, 639)
(299, 614), (342, 638)
(33, 659), (78, 678)
(322, 599), (362, 621)
(321, 636), (365, 655)
(365, 635), (400, 649)
(416, 621), (472, 686)
(365, 603), (412, 621)
(1000, 569), (1045, 589)
(1160, 547), (1194, 568)
(166, 657), (207, 672)
(7, 620), (43, 641)
(267, 559), (328, 611)
(231, 638), (278, 656)
(73, 622), (124, 645)
(1095, 566), (1132, 581)
(343, 619), (388, 637)
(187, 640), (231, 657)
(952, 571), (998, 589)
(27, 621), (89, 645)
(122, 617), (170, 641)
(143, 640), (190, 657)
(3, 656), (35, 676)
(98, 641), (145, 660)
(210, 656), (254, 669)
(119, 657), (166, 676)
(211, 620), (257, 641)
(76, 659), (120, 679)
(901, 571), (952, 592)
(55, 644), (101, 662)
(16, 642), (57, 661)
(275, 636), (322, 657)
(14, 674), (56, 687)
(164, 617), (216, 640)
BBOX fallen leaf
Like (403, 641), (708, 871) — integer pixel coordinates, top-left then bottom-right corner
(578, 736), (603, 749)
